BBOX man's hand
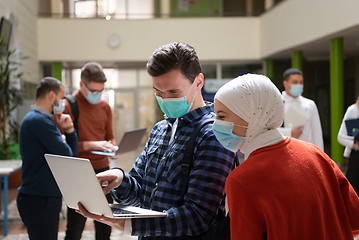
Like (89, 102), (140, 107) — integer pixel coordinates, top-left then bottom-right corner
(61, 134), (66, 143)
(291, 125), (304, 139)
(54, 113), (74, 133)
(76, 202), (126, 231)
(84, 140), (117, 152)
(108, 139), (118, 159)
(97, 169), (124, 195)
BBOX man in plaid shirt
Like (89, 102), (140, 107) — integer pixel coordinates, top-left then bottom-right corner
(78, 42), (236, 239)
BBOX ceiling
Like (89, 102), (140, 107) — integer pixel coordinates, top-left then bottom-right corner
(270, 24), (359, 61)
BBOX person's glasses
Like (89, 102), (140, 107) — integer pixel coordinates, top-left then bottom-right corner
(83, 82), (106, 95)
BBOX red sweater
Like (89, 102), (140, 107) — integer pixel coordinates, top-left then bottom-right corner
(226, 137), (359, 240)
(63, 90), (115, 169)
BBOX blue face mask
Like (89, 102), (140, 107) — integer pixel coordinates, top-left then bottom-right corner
(86, 91), (102, 105)
(155, 81), (197, 118)
(53, 98), (65, 113)
(289, 84), (303, 97)
(212, 119), (246, 153)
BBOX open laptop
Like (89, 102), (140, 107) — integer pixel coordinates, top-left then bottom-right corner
(91, 127), (147, 157)
(44, 154), (167, 219)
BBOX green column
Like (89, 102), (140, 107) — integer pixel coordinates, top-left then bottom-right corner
(292, 50), (303, 71)
(53, 62), (62, 81)
(26, 82), (32, 99)
(266, 59), (278, 87)
(155, 0), (161, 18)
(266, 59), (274, 80)
(330, 37), (344, 163)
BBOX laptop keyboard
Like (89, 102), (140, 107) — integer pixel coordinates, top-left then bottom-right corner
(111, 207), (139, 215)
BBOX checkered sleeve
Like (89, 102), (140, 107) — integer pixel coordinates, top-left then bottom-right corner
(111, 123), (162, 206)
(130, 124), (235, 239)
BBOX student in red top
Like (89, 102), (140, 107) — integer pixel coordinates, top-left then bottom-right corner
(212, 73), (359, 240)
(56, 62), (117, 240)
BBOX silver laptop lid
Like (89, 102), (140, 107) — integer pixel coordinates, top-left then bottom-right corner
(91, 127), (147, 156)
(44, 154), (167, 219)
(45, 154), (114, 217)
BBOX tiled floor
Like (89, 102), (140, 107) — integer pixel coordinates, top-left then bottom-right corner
(0, 149), (142, 240)
(1, 229), (137, 240)
(1, 149), (358, 239)
(0, 192), (138, 240)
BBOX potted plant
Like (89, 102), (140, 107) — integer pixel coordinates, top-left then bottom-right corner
(0, 39), (25, 161)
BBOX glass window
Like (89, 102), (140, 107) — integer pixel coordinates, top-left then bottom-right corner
(139, 88), (156, 130)
(71, 69), (81, 90)
(98, 0), (117, 17)
(126, 0), (154, 19)
(75, 0), (97, 18)
(113, 90), (135, 139)
(222, 64), (263, 79)
(202, 65), (217, 79)
(103, 68), (120, 89)
(117, 69), (137, 88)
(139, 69), (152, 87)
(61, 69), (73, 94)
(73, 0), (154, 19)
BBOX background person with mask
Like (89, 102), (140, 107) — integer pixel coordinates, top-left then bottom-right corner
(338, 96), (359, 195)
(76, 42), (236, 239)
(55, 62), (117, 240)
(213, 73), (359, 239)
(278, 68), (324, 151)
(17, 77), (78, 240)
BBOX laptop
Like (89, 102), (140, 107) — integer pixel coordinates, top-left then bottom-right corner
(91, 127), (147, 157)
(44, 154), (167, 219)
(284, 105), (309, 129)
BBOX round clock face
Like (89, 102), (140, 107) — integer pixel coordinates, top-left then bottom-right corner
(107, 34), (120, 48)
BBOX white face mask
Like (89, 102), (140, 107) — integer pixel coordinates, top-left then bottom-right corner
(289, 84), (303, 97)
(212, 119), (247, 153)
(53, 98), (65, 113)
(86, 91), (102, 104)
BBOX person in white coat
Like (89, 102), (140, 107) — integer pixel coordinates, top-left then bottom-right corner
(278, 68), (324, 151)
(338, 96), (359, 194)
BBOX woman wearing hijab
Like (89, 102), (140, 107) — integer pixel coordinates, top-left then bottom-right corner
(212, 74), (359, 239)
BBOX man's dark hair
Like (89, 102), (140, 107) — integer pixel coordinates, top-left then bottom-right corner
(81, 62), (107, 84)
(146, 42), (202, 83)
(283, 68), (303, 81)
(36, 77), (63, 99)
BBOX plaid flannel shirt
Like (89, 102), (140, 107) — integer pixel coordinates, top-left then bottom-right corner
(111, 102), (235, 239)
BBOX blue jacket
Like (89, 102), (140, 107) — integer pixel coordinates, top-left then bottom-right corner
(19, 107), (78, 197)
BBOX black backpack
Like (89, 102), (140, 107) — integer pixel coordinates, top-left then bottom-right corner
(64, 95), (79, 135)
(181, 118), (239, 240)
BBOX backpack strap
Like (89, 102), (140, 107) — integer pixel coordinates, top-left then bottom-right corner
(64, 95), (79, 135)
(180, 118), (240, 204)
(180, 118), (215, 203)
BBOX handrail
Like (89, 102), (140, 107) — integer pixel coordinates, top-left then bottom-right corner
(37, 11), (267, 19)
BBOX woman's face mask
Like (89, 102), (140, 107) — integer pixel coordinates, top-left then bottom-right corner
(155, 81), (197, 118)
(212, 119), (248, 153)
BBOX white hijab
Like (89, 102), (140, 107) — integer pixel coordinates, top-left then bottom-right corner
(215, 74), (285, 160)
